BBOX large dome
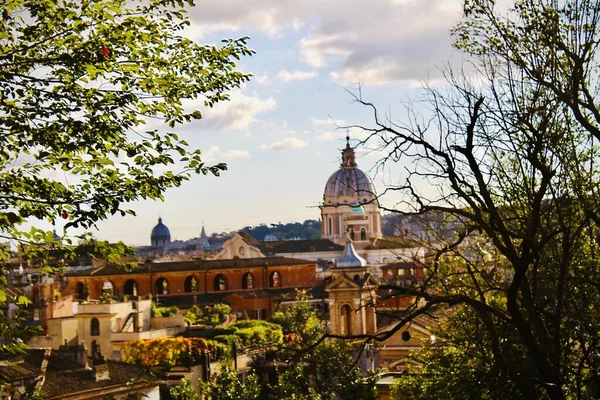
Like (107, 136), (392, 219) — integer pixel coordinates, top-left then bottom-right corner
(324, 167), (376, 201)
(151, 217), (171, 239)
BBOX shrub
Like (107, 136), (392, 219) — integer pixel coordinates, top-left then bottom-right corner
(121, 337), (225, 367)
(151, 302), (179, 318)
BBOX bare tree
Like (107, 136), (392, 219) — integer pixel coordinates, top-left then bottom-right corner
(348, 1), (600, 399)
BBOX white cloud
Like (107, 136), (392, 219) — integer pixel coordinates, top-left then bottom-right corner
(299, 34), (353, 68)
(311, 117), (346, 126)
(223, 150), (251, 159)
(203, 145), (222, 161)
(202, 91), (276, 131)
(277, 70), (318, 83)
(254, 74), (270, 85)
(185, 0), (461, 86)
(262, 137), (307, 150)
(316, 131), (334, 141)
(202, 146), (251, 161)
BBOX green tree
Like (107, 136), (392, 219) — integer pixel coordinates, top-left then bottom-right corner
(0, 0), (252, 352)
(393, 304), (533, 400)
(351, 1), (600, 399)
(169, 379), (199, 400)
(269, 291), (378, 400)
(199, 364), (261, 400)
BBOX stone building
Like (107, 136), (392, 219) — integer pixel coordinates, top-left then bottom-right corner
(29, 299), (185, 360)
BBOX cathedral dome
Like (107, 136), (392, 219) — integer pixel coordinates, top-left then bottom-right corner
(324, 168), (376, 201)
(323, 136), (376, 203)
(151, 217), (170, 238)
(151, 217), (171, 250)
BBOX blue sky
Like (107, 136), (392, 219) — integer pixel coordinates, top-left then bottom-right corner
(90, 0), (464, 245)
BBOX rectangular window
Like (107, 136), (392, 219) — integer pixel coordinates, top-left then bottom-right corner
(254, 309), (265, 320)
(33, 308), (40, 321)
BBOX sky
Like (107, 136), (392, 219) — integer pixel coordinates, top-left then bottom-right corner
(89, 0), (465, 246)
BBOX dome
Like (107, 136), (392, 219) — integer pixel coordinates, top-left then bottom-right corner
(351, 205), (365, 215)
(151, 217), (171, 239)
(324, 167), (376, 201)
(336, 241), (367, 268)
(323, 136), (376, 202)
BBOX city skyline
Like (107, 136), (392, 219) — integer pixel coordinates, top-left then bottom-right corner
(58, 0), (464, 246)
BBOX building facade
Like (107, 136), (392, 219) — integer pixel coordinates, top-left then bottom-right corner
(63, 257), (318, 320)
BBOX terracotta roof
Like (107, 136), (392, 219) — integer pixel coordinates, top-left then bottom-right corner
(238, 231), (261, 246)
(375, 311), (441, 336)
(259, 239), (343, 254)
(382, 261), (419, 269)
(0, 350), (161, 399)
(65, 256), (315, 277)
(365, 236), (418, 250)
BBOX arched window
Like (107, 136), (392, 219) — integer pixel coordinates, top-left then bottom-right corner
(340, 304), (352, 335)
(90, 318), (100, 336)
(328, 218), (332, 235)
(242, 273), (254, 289)
(269, 271), (281, 288)
(155, 278), (168, 295)
(123, 279), (138, 297)
(360, 227), (366, 241)
(76, 282), (87, 300)
(350, 228), (355, 241)
(214, 274), (227, 291)
(184, 276), (197, 293)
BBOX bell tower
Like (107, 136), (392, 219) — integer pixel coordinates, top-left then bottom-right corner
(325, 241), (378, 336)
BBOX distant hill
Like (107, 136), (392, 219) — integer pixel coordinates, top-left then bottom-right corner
(242, 219), (321, 241)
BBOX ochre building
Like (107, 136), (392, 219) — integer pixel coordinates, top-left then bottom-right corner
(63, 257), (317, 319)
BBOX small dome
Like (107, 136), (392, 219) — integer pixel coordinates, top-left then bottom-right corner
(337, 240), (367, 268)
(151, 217), (171, 239)
(351, 205), (365, 215)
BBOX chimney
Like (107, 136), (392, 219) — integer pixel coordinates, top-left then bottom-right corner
(92, 357), (110, 381)
(40, 348), (51, 374)
(91, 343), (110, 381)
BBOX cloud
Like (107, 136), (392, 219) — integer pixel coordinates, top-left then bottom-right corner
(186, 0), (462, 86)
(203, 146), (251, 161)
(223, 150), (251, 159)
(316, 131), (334, 141)
(311, 117), (346, 126)
(254, 74), (270, 85)
(277, 70), (319, 83)
(299, 34), (352, 68)
(315, 126), (370, 143)
(261, 137), (307, 150)
(203, 145), (222, 162)
(202, 91), (276, 131)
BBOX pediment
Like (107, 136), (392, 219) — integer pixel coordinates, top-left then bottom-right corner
(325, 274), (361, 291)
(360, 273), (379, 288)
(215, 233), (265, 259)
